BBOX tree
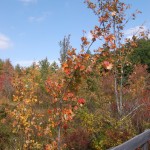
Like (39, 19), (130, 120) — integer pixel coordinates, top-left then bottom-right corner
(59, 35), (71, 64)
(46, 49), (90, 150)
(130, 39), (150, 72)
(39, 57), (50, 82)
(84, 0), (146, 116)
(50, 61), (59, 72)
(0, 59), (14, 100)
(15, 64), (22, 75)
(0, 59), (3, 74)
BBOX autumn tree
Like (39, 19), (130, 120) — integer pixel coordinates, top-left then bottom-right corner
(0, 59), (14, 100)
(83, 0), (147, 116)
(46, 49), (90, 150)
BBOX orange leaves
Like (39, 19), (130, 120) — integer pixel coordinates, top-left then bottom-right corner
(63, 92), (74, 101)
(88, 2), (96, 9)
(74, 63), (86, 71)
(67, 48), (76, 56)
(99, 14), (109, 23)
(81, 36), (90, 46)
(61, 49), (91, 78)
(62, 62), (68, 69)
(83, 53), (90, 61)
(104, 34), (116, 44)
(104, 34), (117, 50)
(85, 0), (96, 9)
(46, 79), (63, 92)
(90, 26), (102, 41)
(63, 108), (74, 121)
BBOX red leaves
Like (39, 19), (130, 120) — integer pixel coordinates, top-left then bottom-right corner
(48, 109), (52, 114)
(63, 92), (74, 101)
(78, 98), (86, 105)
(63, 123), (68, 130)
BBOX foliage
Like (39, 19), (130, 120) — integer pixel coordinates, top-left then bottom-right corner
(0, 0), (149, 149)
(130, 39), (150, 72)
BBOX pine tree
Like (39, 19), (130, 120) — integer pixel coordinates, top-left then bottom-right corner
(59, 35), (71, 64)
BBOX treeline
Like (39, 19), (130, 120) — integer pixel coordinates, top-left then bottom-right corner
(0, 38), (149, 150)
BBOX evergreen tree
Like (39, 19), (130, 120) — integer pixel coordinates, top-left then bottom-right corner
(50, 61), (59, 72)
(15, 64), (22, 75)
(59, 35), (71, 64)
(39, 57), (50, 82)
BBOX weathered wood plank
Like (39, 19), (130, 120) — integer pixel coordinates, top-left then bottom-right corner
(109, 129), (150, 150)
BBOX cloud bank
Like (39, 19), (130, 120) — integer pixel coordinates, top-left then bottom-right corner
(124, 25), (150, 39)
(0, 34), (12, 50)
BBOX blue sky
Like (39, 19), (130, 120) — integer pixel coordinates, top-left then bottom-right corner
(0, 0), (150, 67)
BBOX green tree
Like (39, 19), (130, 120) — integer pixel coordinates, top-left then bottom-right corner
(15, 64), (22, 75)
(39, 57), (50, 82)
(0, 59), (3, 75)
(50, 61), (59, 72)
(130, 39), (150, 72)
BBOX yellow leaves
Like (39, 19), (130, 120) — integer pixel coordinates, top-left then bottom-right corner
(24, 140), (42, 149)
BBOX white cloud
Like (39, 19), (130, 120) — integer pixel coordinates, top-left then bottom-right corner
(124, 26), (149, 39)
(19, 0), (37, 4)
(0, 34), (12, 50)
(28, 12), (51, 22)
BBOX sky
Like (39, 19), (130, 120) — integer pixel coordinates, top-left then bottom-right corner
(0, 0), (150, 67)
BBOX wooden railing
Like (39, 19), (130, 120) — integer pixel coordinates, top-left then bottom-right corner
(109, 129), (150, 150)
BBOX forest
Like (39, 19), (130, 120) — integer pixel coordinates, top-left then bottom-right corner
(0, 0), (150, 150)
